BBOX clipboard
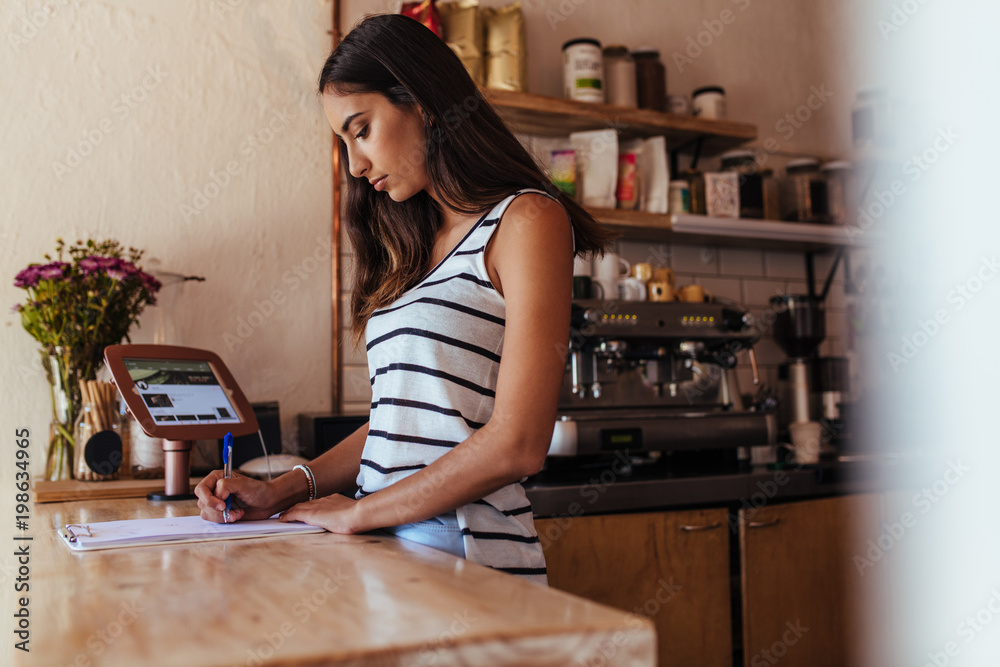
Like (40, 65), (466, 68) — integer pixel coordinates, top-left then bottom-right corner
(59, 514), (325, 551)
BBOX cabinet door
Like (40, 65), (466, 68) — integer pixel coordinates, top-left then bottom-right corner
(536, 509), (732, 667)
(740, 493), (883, 667)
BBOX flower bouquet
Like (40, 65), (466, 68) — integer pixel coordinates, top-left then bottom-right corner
(14, 238), (161, 480)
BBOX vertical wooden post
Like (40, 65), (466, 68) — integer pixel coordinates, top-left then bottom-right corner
(330, 0), (342, 413)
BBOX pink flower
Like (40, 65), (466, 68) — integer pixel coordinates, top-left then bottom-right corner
(14, 266), (40, 288)
(37, 262), (69, 281)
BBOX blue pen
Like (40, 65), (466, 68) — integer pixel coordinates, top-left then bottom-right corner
(223, 432), (233, 518)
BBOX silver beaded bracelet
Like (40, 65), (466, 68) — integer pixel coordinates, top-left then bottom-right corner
(293, 464), (316, 501)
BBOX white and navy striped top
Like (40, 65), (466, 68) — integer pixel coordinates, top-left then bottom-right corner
(357, 189), (572, 586)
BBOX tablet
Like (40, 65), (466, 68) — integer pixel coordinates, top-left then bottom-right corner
(104, 344), (259, 441)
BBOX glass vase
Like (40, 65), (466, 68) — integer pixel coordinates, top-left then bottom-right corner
(43, 349), (78, 481)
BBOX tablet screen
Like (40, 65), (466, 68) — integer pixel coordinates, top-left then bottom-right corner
(123, 358), (241, 425)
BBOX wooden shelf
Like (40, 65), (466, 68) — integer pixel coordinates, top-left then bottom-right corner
(483, 89), (756, 155)
(589, 209), (875, 251)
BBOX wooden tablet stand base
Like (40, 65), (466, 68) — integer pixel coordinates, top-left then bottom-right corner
(147, 440), (197, 501)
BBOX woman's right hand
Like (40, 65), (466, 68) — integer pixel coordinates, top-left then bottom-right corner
(194, 470), (277, 523)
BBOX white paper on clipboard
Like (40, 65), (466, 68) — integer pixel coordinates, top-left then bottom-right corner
(58, 514), (325, 551)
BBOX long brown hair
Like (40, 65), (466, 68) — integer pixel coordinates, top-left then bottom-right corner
(317, 14), (616, 347)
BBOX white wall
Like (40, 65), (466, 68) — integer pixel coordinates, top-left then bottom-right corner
(1, 1), (336, 475)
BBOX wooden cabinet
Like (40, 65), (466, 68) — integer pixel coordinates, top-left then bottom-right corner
(537, 494), (888, 667)
(739, 493), (884, 667)
(536, 508), (733, 667)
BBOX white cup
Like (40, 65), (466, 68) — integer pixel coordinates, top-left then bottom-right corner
(789, 421), (822, 464)
(573, 256), (592, 277)
(618, 277), (648, 301)
(594, 252), (630, 284)
(594, 277), (618, 302)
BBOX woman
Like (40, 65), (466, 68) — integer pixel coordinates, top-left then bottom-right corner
(195, 13), (615, 584)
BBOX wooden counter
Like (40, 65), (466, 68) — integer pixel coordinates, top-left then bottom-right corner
(20, 498), (655, 666)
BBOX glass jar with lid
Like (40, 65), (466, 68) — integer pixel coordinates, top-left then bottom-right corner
(781, 158), (829, 223)
(682, 169), (706, 215)
(760, 169), (780, 221)
(820, 161), (854, 225)
(720, 149), (763, 219)
(631, 48), (666, 112)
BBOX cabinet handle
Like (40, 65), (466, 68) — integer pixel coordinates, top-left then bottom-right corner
(746, 519), (781, 529)
(680, 522), (722, 532)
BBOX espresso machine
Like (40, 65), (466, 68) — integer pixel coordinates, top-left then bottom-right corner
(547, 300), (777, 465)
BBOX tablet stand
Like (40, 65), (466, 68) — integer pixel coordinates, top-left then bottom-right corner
(147, 440), (197, 501)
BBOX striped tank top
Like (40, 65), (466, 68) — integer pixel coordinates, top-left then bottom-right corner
(358, 189), (571, 586)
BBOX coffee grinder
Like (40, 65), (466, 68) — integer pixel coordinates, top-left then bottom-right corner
(771, 295), (825, 425)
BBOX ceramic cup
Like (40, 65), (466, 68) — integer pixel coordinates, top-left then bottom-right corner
(789, 421), (822, 464)
(573, 256), (593, 277)
(594, 253), (630, 302)
(676, 284), (712, 303)
(648, 280), (674, 302)
(594, 252), (630, 282)
(652, 267), (675, 285)
(618, 277), (648, 301)
(631, 262), (653, 282)
(572, 276), (605, 299)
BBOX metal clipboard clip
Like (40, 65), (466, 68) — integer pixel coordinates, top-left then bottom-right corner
(63, 524), (93, 543)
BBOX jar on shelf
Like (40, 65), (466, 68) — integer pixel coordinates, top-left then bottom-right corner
(682, 169), (706, 215)
(821, 161), (854, 225)
(602, 45), (636, 108)
(851, 87), (892, 148)
(632, 48), (666, 112)
(720, 149), (764, 219)
(668, 180), (690, 213)
(691, 85), (726, 119)
(563, 38), (604, 103)
(781, 158), (829, 223)
(760, 168), (781, 221)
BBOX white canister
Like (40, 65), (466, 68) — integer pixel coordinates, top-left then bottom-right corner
(563, 38), (604, 103)
(691, 85), (726, 119)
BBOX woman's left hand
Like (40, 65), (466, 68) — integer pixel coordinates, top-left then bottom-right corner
(278, 494), (366, 534)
